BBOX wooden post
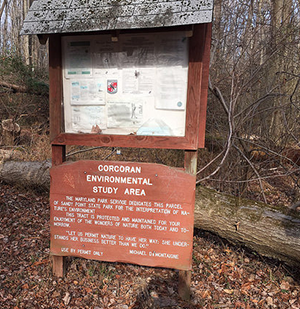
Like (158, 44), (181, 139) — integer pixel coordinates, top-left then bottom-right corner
(51, 144), (66, 277)
(178, 150), (198, 301)
(52, 255), (66, 278)
(49, 34), (66, 277)
(51, 142), (66, 277)
(178, 270), (192, 301)
(178, 25), (208, 299)
(49, 34), (63, 142)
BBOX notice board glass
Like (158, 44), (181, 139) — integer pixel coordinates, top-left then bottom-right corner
(62, 32), (189, 137)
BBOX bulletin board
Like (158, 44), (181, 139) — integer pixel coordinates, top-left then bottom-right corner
(62, 31), (189, 137)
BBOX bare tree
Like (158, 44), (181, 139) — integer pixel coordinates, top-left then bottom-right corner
(200, 0), (300, 205)
(0, 0), (47, 70)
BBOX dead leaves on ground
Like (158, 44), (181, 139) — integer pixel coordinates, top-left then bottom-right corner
(0, 183), (300, 308)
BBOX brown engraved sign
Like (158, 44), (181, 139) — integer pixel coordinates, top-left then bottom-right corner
(50, 160), (195, 270)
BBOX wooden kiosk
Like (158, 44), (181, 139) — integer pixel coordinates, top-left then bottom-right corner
(21, 0), (213, 300)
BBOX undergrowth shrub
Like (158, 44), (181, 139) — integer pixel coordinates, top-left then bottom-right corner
(0, 53), (49, 156)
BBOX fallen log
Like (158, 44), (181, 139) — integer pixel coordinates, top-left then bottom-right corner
(0, 80), (27, 93)
(0, 160), (299, 267)
(0, 80), (49, 95)
(0, 160), (51, 191)
(194, 186), (300, 268)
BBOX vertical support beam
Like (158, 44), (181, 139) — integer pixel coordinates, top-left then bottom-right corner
(198, 23), (212, 148)
(179, 270), (192, 301)
(179, 150), (198, 301)
(179, 25), (210, 296)
(49, 34), (63, 142)
(186, 24), (205, 148)
(52, 145), (66, 166)
(52, 255), (66, 278)
(184, 150), (198, 175)
(49, 34), (66, 277)
(51, 144), (66, 277)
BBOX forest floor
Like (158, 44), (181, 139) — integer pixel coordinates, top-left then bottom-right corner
(1, 183), (300, 309)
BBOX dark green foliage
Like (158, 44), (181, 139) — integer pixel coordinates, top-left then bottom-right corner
(0, 53), (49, 95)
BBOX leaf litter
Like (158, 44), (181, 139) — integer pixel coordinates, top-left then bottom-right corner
(1, 183), (300, 308)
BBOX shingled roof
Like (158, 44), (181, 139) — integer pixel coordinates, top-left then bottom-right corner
(20, 0), (213, 35)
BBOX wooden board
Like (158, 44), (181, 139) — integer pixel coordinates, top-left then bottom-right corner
(50, 160), (196, 270)
(49, 34), (63, 142)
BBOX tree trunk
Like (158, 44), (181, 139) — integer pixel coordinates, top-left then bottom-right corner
(0, 81), (27, 93)
(1, 119), (20, 146)
(0, 79), (49, 95)
(0, 160), (299, 267)
(194, 186), (300, 268)
(0, 160), (51, 191)
(0, 0), (7, 19)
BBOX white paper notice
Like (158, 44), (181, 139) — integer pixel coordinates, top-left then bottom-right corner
(155, 67), (188, 110)
(63, 32), (188, 136)
(107, 102), (143, 128)
(72, 106), (106, 132)
(65, 41), (92, 77)
(71, 80), (105, 105)
(121, 34), (155, 67)
(122, 68), (155, 95)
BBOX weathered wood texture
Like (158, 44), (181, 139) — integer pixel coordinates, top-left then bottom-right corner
(179, 150), (198, 301)
(51, 144), (66, 276)
(1, 161), (299, 267)
(52, 133), (199, 150)
(52, 255), (66, 277)
(0, 160), (51, 190)
(195, 186), (300, 268)
(49, 32), (66, 273)
(1, 119), (20, 146)
(21, 0), (213, 35)
(178, 270), (192, 301)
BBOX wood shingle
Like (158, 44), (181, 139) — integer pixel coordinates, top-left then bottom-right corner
(21, 0), (213, 35)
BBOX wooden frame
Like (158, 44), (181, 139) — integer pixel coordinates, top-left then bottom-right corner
(198, 23), (212, 148)
(49, 24), (211, 150)
(49, 24), (212, 299)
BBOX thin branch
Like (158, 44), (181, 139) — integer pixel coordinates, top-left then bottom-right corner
(276, 71), (300, 78)
(66, 147), (104, 158)
(234, 91), (280, 119)
(233, 145), (267, 203)
(196, 150), (225, 175)
(208, 77), (229, 115)
(0, 0), (7, 19)
(0, 80), (27, 93)
(66, 147), (119, 160)
(102, 147), (118, 160)
(196, 139), (231, 183)
(197, 90), (233, 182)
(203, 168), (300, 183)
(233, 137), (299, 166)
(290, 78), (300, 105)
